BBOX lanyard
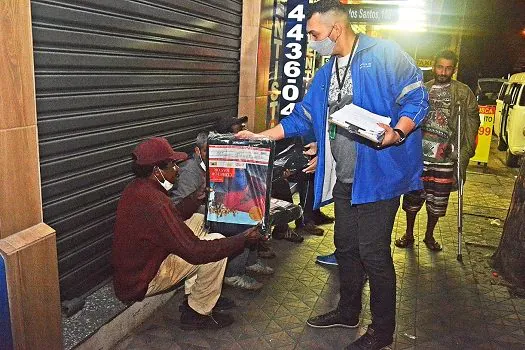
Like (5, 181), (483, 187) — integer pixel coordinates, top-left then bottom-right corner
(330, 34), (359, 140)
(335, 34), (359, 103)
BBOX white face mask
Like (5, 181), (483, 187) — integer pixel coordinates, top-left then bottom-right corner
(308, 26), (337, 56)
(197, 149), (206, 171)
(154, 166), (175, 191)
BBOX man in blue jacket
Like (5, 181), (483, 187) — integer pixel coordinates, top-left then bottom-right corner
(238, 1), (428, 349)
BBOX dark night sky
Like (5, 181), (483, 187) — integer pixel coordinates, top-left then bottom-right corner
(458, 0), (525, 88)
(385, 0), (525, 90)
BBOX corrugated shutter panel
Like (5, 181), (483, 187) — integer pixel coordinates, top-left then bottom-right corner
(31, 0), (242, 300)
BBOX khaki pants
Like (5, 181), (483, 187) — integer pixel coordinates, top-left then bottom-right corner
(145, 214), (227, 315)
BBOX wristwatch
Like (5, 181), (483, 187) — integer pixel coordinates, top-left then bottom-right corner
(393, 128), (406, 144)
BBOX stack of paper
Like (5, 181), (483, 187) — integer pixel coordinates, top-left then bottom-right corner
(329, 104), (391, 144)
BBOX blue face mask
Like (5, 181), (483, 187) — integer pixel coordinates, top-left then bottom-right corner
(308, 26), (336, 56)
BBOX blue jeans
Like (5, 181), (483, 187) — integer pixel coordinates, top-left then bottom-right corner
(333, 181), (399, 336)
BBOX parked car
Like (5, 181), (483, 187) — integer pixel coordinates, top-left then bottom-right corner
(476, 78), (506, 106)
(494, 72), (525, 167)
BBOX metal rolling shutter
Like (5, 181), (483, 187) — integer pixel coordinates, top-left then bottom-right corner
(31, 0), (242, 301)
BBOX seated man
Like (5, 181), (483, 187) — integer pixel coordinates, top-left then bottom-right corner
(271, 138), (323, 242)
(171, 131), (208, 213)
(112, 137), (260, 330)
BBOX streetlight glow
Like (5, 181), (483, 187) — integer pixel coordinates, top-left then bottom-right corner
(367, 0), (428, 32)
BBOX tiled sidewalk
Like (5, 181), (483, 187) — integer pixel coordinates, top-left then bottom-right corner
(115, 149), (525, 349)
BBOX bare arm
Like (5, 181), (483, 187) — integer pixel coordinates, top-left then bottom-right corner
(379, 116), (417, 146)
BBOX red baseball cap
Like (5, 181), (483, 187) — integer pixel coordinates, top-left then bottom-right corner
(133, 137), (188, 166)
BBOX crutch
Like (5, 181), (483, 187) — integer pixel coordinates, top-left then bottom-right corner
(456, 104), (463, 262)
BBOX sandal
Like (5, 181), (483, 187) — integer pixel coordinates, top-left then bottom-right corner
(423, 238), (442, 251)
(394, 235), (415, 248)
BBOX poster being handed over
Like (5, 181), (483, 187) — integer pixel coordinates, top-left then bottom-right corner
(205, 133), (275, 236)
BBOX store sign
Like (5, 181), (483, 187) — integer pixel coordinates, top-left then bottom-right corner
(471, 105), (496, 164)
(266, 0), (309, 127)
(278, 0), (309, 119)
(267, 0), (286, 127)
(417, 58), (434, 67)
(0, 255), (13, 350)
(345, 4), (399, 24)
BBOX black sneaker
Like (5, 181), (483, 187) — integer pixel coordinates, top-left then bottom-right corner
(179, 295), (235, 313)
(345, 327), (393, 350)
(213, 296), (236, 311)
(180, 307), (234, 330)
(296, 222), (324, 236)
(311, 212), (334, 225)
(257, 240), (276, 259)
(306, 309), (359, 329)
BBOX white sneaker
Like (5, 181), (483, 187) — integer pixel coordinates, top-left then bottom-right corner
(246, 260), (274, 275)
(223, 275), (263, 290)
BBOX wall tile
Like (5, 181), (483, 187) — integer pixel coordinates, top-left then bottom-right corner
(238, 96), (256, 131)
(0, 223), (62, 349)
(256, 27), (272, 98)
(255, 96), (270, 132)
(260, 0), (276, 30)
(0, 126), (42, 238)
(243, 0), (262, 28)
(0, 0), (37, 130)
(239, 25), (260, 98)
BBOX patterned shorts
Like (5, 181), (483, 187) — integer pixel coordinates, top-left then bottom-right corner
(402, 162), (455, 217)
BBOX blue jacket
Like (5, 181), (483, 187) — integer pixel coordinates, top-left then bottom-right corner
(280, 34), (429, 207)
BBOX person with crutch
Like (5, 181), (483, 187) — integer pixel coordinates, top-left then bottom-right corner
(396, 50), (480, 251)
(456, 104), (465, 260)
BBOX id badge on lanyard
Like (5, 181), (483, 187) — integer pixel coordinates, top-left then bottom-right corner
(329, 123), (337, 140)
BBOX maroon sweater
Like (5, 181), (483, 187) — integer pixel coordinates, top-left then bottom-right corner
(112, 177), (245, 303)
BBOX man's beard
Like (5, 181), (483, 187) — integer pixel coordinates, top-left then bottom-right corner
(435, 74), (452, 84)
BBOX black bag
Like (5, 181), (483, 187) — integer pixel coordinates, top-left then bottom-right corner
(272, 143), (310, 182)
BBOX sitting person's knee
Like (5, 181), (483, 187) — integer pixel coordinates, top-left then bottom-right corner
(206, 232), (225, 240)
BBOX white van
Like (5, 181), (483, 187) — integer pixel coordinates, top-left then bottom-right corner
(495, 72), (525, 167)
(494, 81), (510, 139)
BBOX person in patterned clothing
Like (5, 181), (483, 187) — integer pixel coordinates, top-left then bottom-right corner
(396, 50), (480, 251)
